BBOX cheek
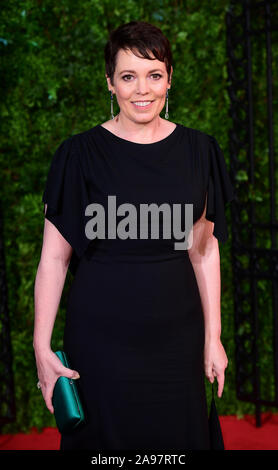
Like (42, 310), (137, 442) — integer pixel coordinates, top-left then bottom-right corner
(116, 81), (167, 102)
(116, 85), (133, 101)
(153, 84), (168, 98)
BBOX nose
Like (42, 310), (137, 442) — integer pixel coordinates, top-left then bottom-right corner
(136, 78), (150, 95)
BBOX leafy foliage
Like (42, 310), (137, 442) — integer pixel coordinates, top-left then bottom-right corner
(1, 0), (271, 432)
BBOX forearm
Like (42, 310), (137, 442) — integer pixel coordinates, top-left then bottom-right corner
(189, 240), (222, 341)
(33, 258), (69, 353)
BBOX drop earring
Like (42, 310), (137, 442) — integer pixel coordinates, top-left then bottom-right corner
(165, 89), (169, 119)
(110, 90), (114, 120)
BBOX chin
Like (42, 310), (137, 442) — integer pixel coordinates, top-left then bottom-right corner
(132, 113), (158, 122)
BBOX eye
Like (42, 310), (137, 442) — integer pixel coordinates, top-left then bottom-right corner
(151, 73), (162, 79)
(122, 75), (133, 81)
(122, 73), (162, 81)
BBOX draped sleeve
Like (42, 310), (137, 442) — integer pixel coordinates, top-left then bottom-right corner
(42, 136), (91, 276)
(205, 135), (235, 243)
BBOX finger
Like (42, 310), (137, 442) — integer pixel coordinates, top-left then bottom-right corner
(61, 367), (80, 379)
(216, 373), (225, 398)
(205, 364), (214, 383)
(44, 386), (54, 414)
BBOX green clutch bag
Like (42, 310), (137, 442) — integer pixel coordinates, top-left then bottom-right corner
(52, 350), (85, 434)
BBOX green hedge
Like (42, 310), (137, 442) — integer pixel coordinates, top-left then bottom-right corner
(1, 0), (274, 433)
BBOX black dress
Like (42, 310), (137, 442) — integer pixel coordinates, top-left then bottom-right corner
(42, 122), (234, 450)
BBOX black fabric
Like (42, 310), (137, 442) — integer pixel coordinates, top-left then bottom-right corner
(209, 383), (225, 450)
(42, 123), (234, 450)
(205, 135), (235, 243)
(42, 137), (92, 276)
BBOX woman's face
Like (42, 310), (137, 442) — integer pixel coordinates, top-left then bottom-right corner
(106, 48), (172, 124)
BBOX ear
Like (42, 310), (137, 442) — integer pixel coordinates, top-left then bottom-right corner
(106, 74), (115, 94)
(168, 66), (173, 86)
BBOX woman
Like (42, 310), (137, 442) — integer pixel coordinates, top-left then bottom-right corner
(33, 21), (234, 450)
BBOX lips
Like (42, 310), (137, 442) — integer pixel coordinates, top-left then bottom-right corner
(132, 100), (154, 109)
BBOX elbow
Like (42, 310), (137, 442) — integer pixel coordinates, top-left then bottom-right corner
(39, 253), (71, 275)
(188, 234), (219, 265)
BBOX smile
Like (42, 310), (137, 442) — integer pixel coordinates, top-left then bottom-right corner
(132, 101), (154, 109)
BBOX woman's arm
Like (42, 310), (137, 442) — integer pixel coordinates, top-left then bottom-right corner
(33, 204), (72, 351)
(187, 197), (228, 397)
(33, 204), (80, 413)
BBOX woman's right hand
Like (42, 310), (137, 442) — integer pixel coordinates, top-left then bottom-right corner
(34, 348), (80, 414)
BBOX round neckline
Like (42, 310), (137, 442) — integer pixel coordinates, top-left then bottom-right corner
(97, 122), (180, 146)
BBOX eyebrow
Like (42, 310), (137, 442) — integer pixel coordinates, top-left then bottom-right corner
(119, 69), (164, 75)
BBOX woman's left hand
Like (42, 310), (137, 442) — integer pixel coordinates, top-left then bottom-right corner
(204, 338), (228, 398)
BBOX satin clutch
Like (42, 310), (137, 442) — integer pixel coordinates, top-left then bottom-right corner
(52, 350), (85, 434)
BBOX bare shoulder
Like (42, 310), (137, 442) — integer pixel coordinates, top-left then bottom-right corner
(160, 118), (177, 132)
(100, 119), (115, 131)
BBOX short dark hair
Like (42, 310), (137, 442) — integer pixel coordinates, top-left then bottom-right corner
(104, 21), (173, 86)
